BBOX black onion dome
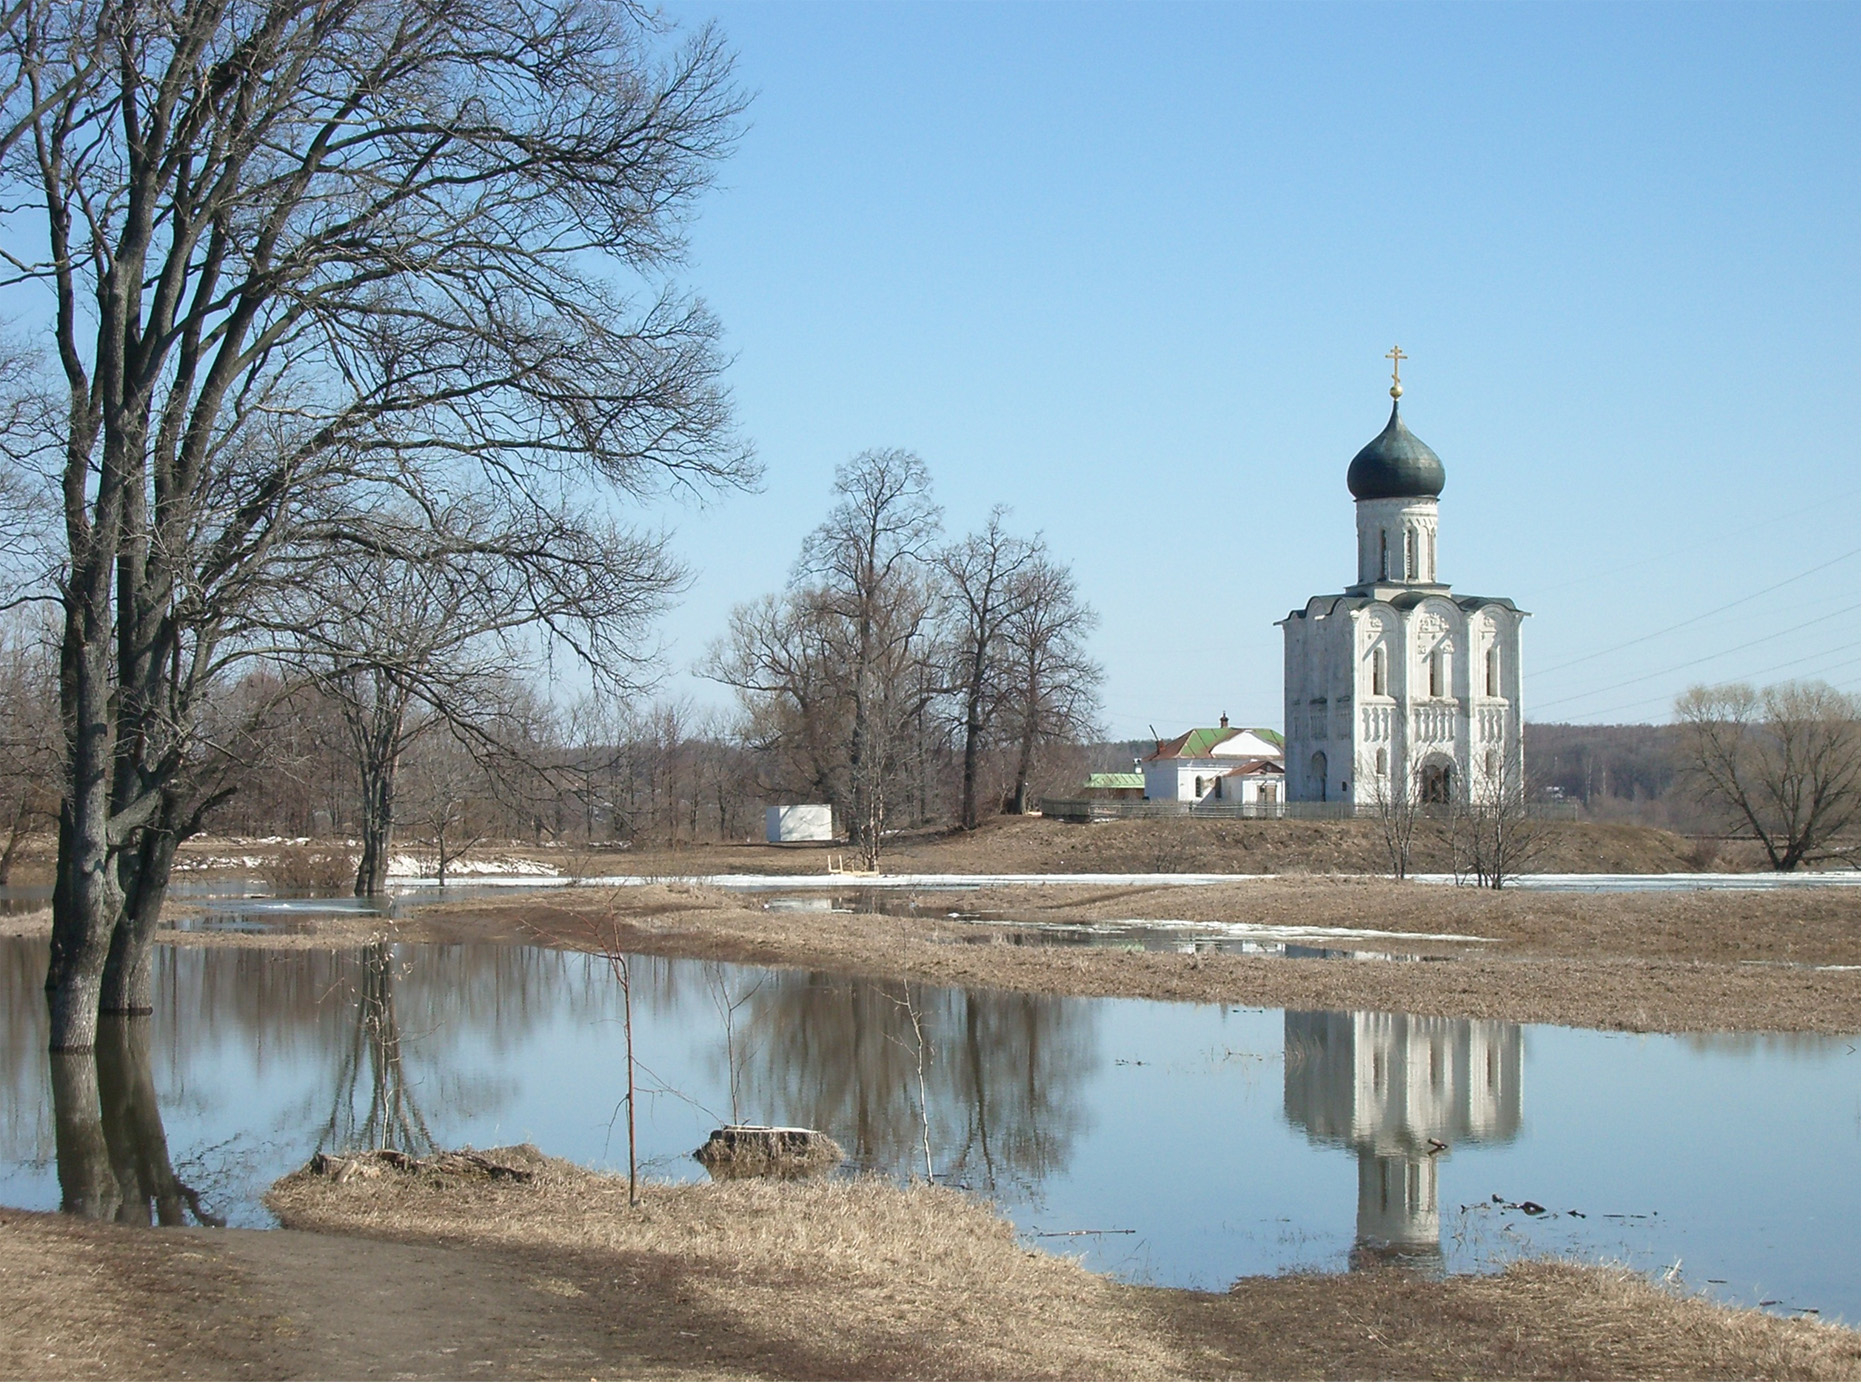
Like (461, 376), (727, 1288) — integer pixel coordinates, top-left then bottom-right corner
(1347, 401), (1445, 500)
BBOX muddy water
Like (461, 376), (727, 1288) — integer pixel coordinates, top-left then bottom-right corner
(0, 937), (1854, 1323)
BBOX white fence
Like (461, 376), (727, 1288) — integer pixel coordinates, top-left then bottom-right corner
(1039, 798), (1579, 823)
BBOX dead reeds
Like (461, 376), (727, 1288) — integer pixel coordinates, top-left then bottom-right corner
(260, 1148), (1860, 1381)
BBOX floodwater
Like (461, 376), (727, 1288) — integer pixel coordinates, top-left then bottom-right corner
(0, 937), (1854, 1323)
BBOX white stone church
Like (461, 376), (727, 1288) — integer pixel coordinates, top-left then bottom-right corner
(1278, 364), (1525, 806)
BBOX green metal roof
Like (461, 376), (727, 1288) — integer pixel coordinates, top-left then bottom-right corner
(1085, 772), (1144, 790)
(1152, 726), (1283, 759)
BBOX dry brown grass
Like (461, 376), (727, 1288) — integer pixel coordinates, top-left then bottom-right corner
(443, 878), (1860, 1035)
(260, 1148), (1858, 1381)
(0, 1210), (257, 1380)
(155, 814), (1711, 884)
(1155, 1260), (1860, 1380)
(267, 1146), (1180, 1380)
(0, 905), (50, 938)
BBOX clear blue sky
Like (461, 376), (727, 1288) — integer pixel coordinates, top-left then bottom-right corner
(637, 0), (1859, 738)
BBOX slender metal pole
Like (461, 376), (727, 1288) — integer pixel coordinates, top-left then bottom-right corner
(622, 954), (638, 1205)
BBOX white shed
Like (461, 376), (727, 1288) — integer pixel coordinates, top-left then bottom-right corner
(765, 804), (835, 844)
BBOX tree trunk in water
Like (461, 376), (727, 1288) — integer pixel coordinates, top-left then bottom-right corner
(100, 824), (176, 1014)
(50, 1048), (117, 1217)
(48, 736), (122, 1053)
(355, 761), (396, 896)
(96, 1014), (187, 1226)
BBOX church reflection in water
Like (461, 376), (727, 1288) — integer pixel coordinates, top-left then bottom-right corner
(1283, 1011), (1523, 1271)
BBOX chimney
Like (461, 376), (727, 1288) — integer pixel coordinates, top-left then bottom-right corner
(1219, 712), (1229, 728)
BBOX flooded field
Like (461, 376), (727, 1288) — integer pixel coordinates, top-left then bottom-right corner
(0, 936), (1854, 1323)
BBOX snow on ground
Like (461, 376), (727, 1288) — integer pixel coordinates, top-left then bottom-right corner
(384, 855), (561, 879)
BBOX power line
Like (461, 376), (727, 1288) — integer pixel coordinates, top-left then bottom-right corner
(1534, 497), (1844, 596)
(1533, 549), (1860, 677)
(1540, 642), (1862, 723)
(1531, 602), (1861, 712)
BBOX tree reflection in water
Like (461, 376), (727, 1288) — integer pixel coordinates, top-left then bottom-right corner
(49, 1015), (222, 1225)
(1284, 1010), (1523, 1271)
(318, 939), (434, 1155)
(726, 971), (1097, 1197)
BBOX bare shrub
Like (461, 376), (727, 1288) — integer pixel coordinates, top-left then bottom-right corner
(262, 846), (357, 896)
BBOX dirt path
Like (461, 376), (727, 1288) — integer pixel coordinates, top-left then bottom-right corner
(0, 1211), (680, 1381)
(7, 1152), (1858, 1383)
(216, 1227), (635, 1380)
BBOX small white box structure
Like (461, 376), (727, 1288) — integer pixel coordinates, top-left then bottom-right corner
(765, 804), (834, 844)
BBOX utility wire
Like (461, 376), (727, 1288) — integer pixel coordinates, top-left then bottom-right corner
(1533, 549), (1860, 677)
(1534, 497), (1842, 595)
(1532, 602), (1861, 712)
(1543, 642), (1862, 723)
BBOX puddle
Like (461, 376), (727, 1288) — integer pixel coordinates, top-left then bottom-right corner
(0, 936), (1853, 1323)
(761, 894), (1482, 960)
(953, 923), (1456, 962)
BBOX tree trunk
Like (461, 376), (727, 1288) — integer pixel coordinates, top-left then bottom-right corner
(50, 1048), (117, 1217)
(959, 676), (985, 830)
(355, 761), (396, 896)
(99, 818), (177, 1014)
(96, 1014), (187, 1226)
(48, 644), (124, 1052)
(1011, 676), (1039, 816)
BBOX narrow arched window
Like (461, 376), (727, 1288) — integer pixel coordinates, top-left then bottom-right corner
(1379, 530), (1389, 579)
(1404, 528), (1416, 580)
(1375, 746), (1388, 776)
(1426, 529), (1436, 581)
(1486, 646), (1500, 697)
(1429, 649), (1444, 698)
(1371, 646), (1387, 696)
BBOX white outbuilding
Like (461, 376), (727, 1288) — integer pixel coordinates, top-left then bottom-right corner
(1142, 717), (1286, 804)
(764, 804), (834, 843)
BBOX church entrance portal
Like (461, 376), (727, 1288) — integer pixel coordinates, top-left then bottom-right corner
(1420, 760), (1456, 804)
(1309, 751), (1328, 803)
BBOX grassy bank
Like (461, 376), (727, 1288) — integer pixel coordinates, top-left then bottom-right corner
(426, 876), (1860, 1035)
(0, 814), (1728, 887)
(8, 869), (1853, 1033)
(16, 1145), (1846, 1381)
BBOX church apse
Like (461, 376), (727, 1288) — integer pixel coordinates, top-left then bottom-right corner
(1283, 1010), (1523, 1270)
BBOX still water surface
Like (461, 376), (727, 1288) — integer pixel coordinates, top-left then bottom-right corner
(0, 937), (1854, 1322)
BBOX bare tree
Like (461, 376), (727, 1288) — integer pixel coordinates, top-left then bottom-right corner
(1443, 741), (1548, 890)
(1674, 681), (1861, 871)
(1002, 556), (1103, 814)
(0, 614), (58, 882)
(798, 451), (944, 865)
(283, 501), (680, 893)
(939, 509), (1037, 830)
(401, 733), (493, 888)
(706, 450), (944, 866)
(3, 0), (752, 1048)
(1360, 750), (1423, 881)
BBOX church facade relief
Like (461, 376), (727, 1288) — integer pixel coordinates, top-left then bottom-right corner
(1279, 350), (1526, 807)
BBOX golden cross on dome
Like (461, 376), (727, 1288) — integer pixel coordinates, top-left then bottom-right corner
(1385, 344), (1407, 399)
